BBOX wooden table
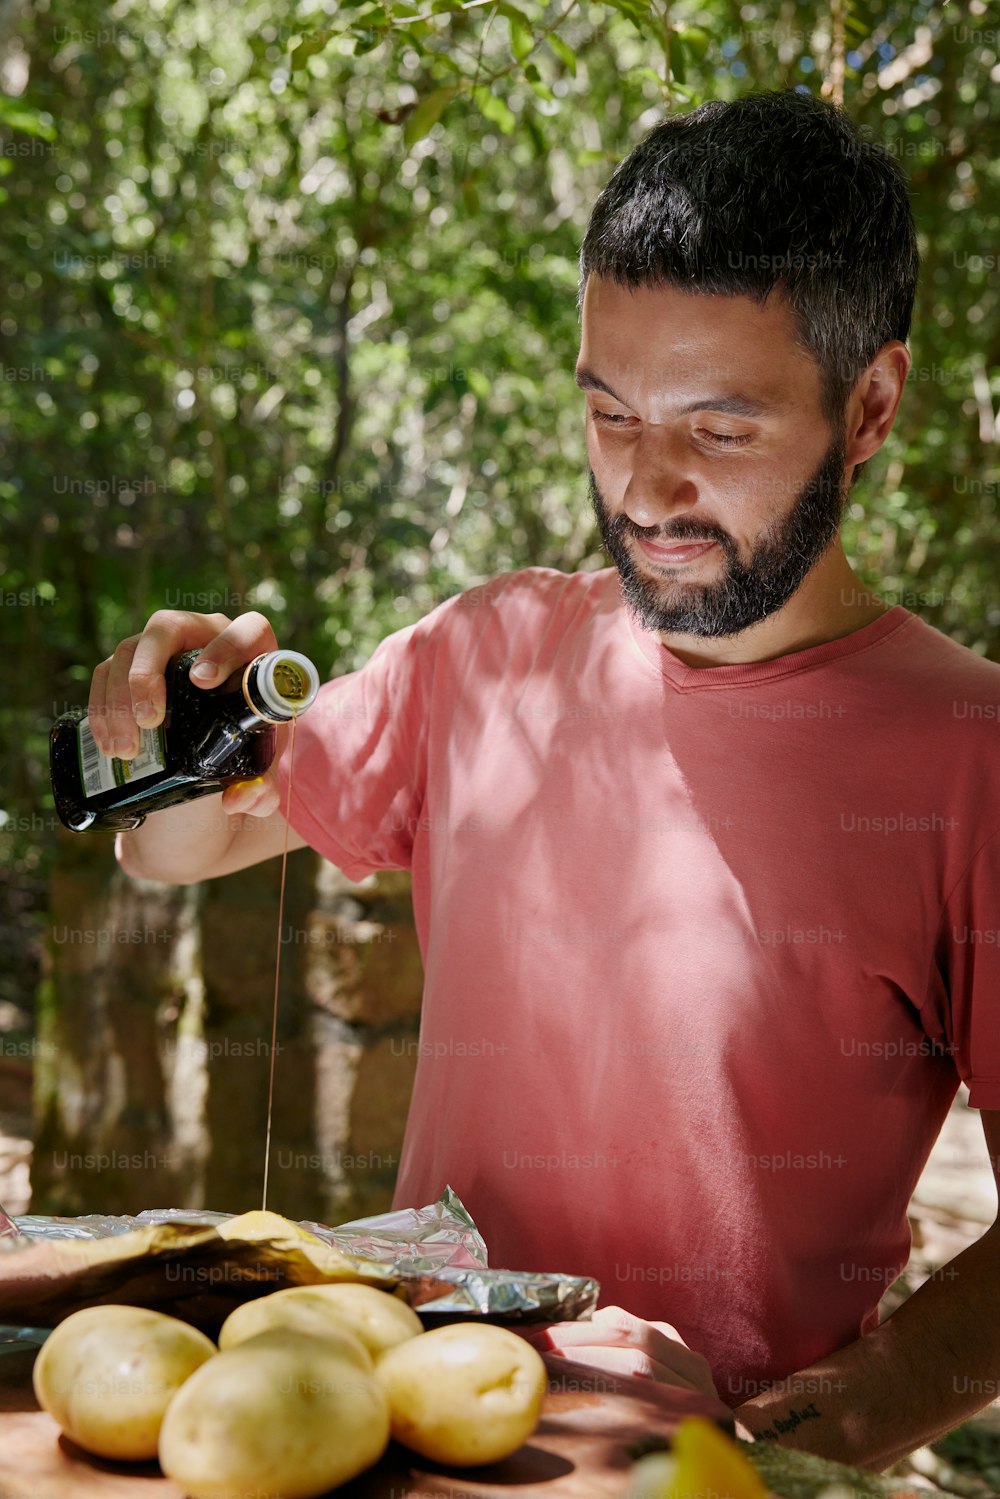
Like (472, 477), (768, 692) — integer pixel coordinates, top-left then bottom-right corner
(0, 1344), (734, 1498)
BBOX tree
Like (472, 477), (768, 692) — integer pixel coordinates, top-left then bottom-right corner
(0, 0), (996, 1215)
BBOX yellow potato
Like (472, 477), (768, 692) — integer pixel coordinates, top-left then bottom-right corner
(218, 1289), (374, 1369)
(32, 1304), (216, 1460)
(258, 1282), (424, 1360)
(159, 1328), (390, 1499)
(375, 1322), (547, 1466)
(216, 1209), (322, 1244)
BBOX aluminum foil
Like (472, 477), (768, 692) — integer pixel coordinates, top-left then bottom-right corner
(4, 1185), (598, 1324)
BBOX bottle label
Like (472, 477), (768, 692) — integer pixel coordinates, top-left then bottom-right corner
(78, 716), (167, 798)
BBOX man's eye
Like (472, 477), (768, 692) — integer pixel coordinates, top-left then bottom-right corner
(592, 410), (634, 427)
(697, 429), (753, 448)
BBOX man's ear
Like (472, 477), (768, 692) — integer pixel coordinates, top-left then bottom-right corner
(844, 341), (910, 471)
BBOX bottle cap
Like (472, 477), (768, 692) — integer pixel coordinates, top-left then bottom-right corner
(250, 651), (321, 719)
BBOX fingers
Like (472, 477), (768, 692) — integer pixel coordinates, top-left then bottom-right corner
(182, 611), (278, 690)
(543, 1342), (697, 1385)
(128, 611), (237, 729)
(221, 770), (282, 819)
(87, 609), (278, 759)
(88, 636), (142, 756)
(554, 1305), (685, 1350)
(541, 1306), (717, 1396)
(537, 1305), (652, 1347)
(220, 723), (292, 818)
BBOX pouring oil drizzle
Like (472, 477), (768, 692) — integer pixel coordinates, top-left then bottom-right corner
(261, 715), (297, 1211)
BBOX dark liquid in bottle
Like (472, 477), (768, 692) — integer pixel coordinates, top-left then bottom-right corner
(50, 649), (316, 832)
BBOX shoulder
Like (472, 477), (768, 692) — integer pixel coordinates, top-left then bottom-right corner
(891, 611), (1000, 706)
(436, 564), (618, 614)
(887, 614), (1000, 842)
(412, 566), (620, 647)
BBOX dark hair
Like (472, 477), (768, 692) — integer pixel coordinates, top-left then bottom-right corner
(578, 90), (919, 433)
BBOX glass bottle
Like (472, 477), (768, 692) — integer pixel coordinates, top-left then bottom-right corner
(50, 649), (320, 832)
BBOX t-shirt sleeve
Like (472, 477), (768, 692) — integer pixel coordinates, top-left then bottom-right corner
(928, 829), (1000, 1110)
(275, 611), (438, 881)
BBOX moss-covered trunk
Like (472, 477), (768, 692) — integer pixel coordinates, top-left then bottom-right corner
(33, 827), (423, 1226)
(33, 829), (206, 1214)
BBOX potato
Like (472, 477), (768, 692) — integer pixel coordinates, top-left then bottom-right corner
(32, 1304), (216, 1460)
(159, 1328), (390, 1499)
(242, 1282), (424, 1361)
(375, 1322), (547, 1466)
(218, 1288), (374, 1369)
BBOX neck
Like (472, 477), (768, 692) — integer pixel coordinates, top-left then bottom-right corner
(656, 542), (890, 669)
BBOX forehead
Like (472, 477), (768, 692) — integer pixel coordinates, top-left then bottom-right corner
(577, 275), (823, 410)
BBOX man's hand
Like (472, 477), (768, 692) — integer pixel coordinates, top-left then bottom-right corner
(88, 608), (283, 817)
(523, 1305), (721, 1399)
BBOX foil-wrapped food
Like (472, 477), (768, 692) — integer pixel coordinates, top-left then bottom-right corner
(0, 1186), (598, 1340)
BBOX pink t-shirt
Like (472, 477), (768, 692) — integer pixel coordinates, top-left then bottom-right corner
(278, 566), (1000, 1405)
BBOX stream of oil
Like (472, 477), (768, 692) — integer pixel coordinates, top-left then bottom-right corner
(261, 714), (297, 1211)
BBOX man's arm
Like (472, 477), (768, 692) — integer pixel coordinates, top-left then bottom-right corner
(116, 784), (306, 885)
(90, 608), (306, 885)
(732, 1107), (1000, 1469)
(539, 1112), (1000, 1470)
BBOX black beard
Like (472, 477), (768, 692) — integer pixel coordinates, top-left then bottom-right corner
(589, 430), (848, 639)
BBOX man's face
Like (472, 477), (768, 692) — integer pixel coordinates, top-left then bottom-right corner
(577, 277), (848, 638)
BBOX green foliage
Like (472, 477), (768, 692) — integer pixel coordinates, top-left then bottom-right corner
(0, 0), (997, 919)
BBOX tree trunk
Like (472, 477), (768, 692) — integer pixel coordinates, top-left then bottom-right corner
(34, 827), (423, 1229)
(199, 846), (321, 1218)
(34, 830), (206, 1215)
(304, 863), (422, 1224)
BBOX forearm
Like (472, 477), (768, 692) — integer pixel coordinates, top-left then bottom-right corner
(117, 724), (300, 884)
(733, 1224), (1000, 1470)
(115, 794), (242, 885)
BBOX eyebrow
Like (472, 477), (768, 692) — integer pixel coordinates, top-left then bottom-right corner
(573, 367), (770, 419)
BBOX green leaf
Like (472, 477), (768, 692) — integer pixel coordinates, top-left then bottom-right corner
(288, 29), (337, 61)
(670, 33), (686, 84)
(546, 33), (577, 76)
(601, 0), (655, 36)
(467, 368), (492, 400)
(352, 27), (385, 52)
(524, 64), (553, 99)
(473, 85), (517, 135)
(508, 15), (534, 63)
(523, 107), (548, 158)
(393, 24), (428, 47)
(677, 26), (709, 61)
(434, 50), (466, 72)
(603, 0), (651, 19)
(0, 98), (56, 140)
(493, 1), (533, 28)
(403, 86), (457, 144)
(461, 176), (480, 214)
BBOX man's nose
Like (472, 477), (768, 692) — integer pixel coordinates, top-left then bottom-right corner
(621, 429), (699, 530)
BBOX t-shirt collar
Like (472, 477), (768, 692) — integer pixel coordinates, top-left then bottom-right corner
(621, 593), (914, 691)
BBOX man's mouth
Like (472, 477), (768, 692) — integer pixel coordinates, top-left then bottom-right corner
(635, 536), (719, 565)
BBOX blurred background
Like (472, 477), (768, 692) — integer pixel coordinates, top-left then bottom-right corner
(0, 2), (999, 1473)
